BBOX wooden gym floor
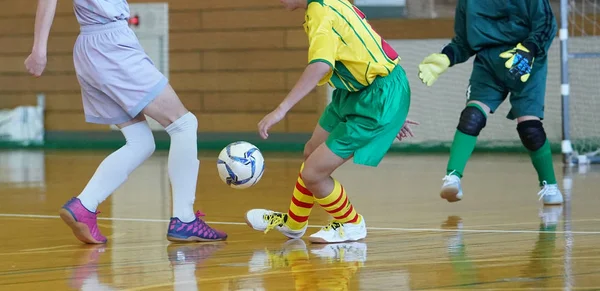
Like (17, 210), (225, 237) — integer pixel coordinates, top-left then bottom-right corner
(0, 150), (599, 290)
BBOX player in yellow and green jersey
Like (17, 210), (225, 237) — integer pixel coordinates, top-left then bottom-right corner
(244, 0), (417, 244)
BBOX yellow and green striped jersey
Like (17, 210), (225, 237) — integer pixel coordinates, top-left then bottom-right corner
(304, 0), (400, 92)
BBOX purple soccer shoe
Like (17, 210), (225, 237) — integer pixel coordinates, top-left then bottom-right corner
(59, 197), (107, 244)
(167, 211), (227, 242)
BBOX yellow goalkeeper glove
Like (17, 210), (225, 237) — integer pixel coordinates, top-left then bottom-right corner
(418, 53), (451, 87)
(499, 43), (535, 83)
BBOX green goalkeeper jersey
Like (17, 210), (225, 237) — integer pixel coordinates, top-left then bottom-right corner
(443, 0), (557, 66)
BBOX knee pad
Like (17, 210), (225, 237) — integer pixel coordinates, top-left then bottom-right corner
(517, 120), (547, 151)
(457, 105), (487, 136)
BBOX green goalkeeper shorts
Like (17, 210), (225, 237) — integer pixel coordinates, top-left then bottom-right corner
(318, 65), (411, 167)
(468, 46), (548, 120)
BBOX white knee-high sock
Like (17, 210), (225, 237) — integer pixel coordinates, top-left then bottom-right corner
(165, 112), (199, 223)
(78, 121), (155, 212)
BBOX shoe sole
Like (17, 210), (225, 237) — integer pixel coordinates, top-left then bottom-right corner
(59, 209), (105, 244)
(308, 236), (365, 244)
(308, 219), (367, 244)
(543, 200), (564, 206)
(166, 236), (227, 243)
(440, 187), (461, 202)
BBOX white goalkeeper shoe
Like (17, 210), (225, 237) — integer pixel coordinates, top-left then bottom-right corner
(538, 182), (564, 205)
(441, 171), (463, 202)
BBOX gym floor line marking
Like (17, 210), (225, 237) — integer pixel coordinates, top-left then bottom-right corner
(1, 213), (599, 235)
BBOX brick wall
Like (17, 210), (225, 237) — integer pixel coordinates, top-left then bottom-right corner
(0, 0), (324, 133)
(1, 0), (571, 133)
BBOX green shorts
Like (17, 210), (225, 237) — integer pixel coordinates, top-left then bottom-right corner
(318, 65), (411, 167)
(467, 46), (548, 120)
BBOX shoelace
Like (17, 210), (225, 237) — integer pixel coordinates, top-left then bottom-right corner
(195, 210), (206, 218)
(263, 213), (286, 234)
(323, 221), (344, 238)
(537, 181), (557, 200)
(442, 170), (458, 183)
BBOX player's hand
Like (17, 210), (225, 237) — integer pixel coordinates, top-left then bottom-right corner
(24, 52), (47, 77)
(418, 53), (450, 86)
(396, 119), (419, 141)
(258, 107), (286, 139)
(500, 43), (534, 83)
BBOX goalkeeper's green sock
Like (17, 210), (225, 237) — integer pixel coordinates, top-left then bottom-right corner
(446, 104), (487, 178)
(446, 131), (477, 178)
(529, 140), (557, 185)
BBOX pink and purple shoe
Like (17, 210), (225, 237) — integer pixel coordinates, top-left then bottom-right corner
(167, 211), (227, 242)
(59, 197), (107, 244)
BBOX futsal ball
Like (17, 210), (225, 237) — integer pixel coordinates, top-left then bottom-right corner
(217, 141), (265, 189)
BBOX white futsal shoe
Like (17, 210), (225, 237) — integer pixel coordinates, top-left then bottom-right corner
(537, 182), (564, 205)
(245, 209), (307, 239)
(308, 215), (367, 244)
(440, 171), (463, 202)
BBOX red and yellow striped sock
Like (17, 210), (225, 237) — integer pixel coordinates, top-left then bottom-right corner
(285, 163), (315, 230)
(315, 179), (361, 224)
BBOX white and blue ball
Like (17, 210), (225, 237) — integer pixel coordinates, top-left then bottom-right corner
(217, 141), (265, 189)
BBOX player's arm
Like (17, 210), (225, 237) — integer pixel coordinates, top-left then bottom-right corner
(25, 0), (58, 77)
(258, 4), (335, 139)
(278, 62), (331, 113)
(499, 0), (556, 82)
(418, 0), (473, 86)
(442, 0), (475, 66)
(278, 8), (336, 113)
(522, 0), (557, 58)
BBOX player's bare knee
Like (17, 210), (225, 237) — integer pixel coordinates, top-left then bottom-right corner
(517, 119), (546, 151)
(457, 105), (487, 136)
(300, 164), (325, 188)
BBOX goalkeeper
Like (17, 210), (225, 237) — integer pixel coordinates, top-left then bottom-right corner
(418, 0), (563, 205)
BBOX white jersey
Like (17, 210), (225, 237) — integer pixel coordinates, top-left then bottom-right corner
(73, 0), (130, 26)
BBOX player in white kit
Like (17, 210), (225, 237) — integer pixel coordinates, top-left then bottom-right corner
(24, 0), (227, 244)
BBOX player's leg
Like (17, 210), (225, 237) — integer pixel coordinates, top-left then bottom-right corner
(302, 143), (362, 243)
(75, 114), (155, 211)
(60, 77), (156, 244)
(508, 61), (563, 205)
(141, 84), (227, 241)
(441, 58), (507, 202)
(245, 96), (339, 238)
(285, 125), (330, 229)
(84, 24), (225, 241)
(306, 65), (410, 244)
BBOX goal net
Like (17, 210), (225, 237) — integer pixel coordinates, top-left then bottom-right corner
(386, 38), (563, 154)
(0, 94), (45, 147)
(379, 0), (600, 165)
(561, 0), (600, 165)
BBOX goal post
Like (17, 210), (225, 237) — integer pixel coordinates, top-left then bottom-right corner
(560, 0), (600, 166)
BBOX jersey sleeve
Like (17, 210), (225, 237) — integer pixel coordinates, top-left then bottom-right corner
(442, 0), (475, 66)
(522, 0), (557, 58)
(305, 3), (337, 84)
